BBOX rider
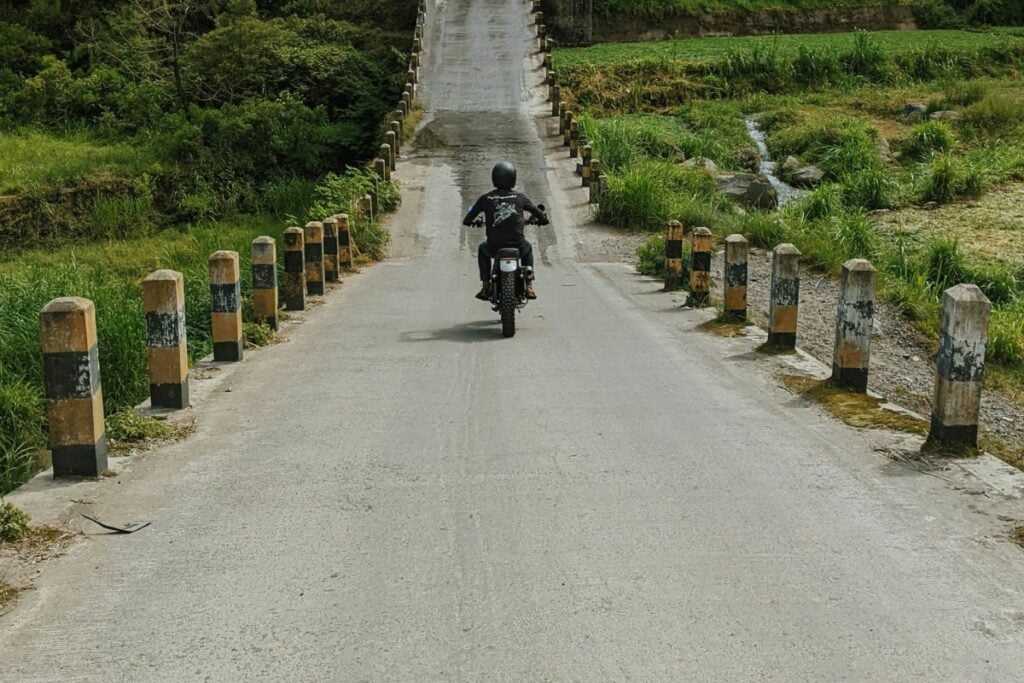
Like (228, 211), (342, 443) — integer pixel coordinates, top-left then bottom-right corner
(462, 161), (548, 301)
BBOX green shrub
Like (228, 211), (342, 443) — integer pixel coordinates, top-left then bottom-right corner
(793, 44), (843, 86)
(795, 184), (845, 221)
(841, 169), (897, 210)
(918, 156), (985, 203)
(768, 115), (881, 179)
(106, 411), (175, 444)
(842, 32), (890, 82)
(961, 93), (1024, 136)
(0, 501), (30, 543)
(901, 121), (956, 160)
(307, 169), (395, 260)
(989, 301), (1024, 367)
(912, 0), (965, 29)
(636, 233), (689, 280)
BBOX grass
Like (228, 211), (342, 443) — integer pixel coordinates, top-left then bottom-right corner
(556, 28), (1024, 68)
(0, 502), (31, 543)
(781, 375), (930, 434)
(0, 129), (157, 194)
(1014, 525), (1024, 548)
(593, 0), (901, 19)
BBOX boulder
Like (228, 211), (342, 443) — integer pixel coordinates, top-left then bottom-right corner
(682, 157), (719, 173)
(737, 148), (762, 173)
(900, 103), (927, 121)
(781, 155), (801, 172)
(716, 173), (778, 210)
(789, 166), (825, 188)
(929, 110), (962, 123)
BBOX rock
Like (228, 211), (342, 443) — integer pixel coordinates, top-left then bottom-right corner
(782, 155), (800, 172)
(716, 173), (778, 210)
(737, 148), (762, 173)
(929, 110), (962, 123)
(789, 165), (825, 188)
(682, 157), (719, 173)
(901, 103), (927, 121)
(875, 136), (893, 164)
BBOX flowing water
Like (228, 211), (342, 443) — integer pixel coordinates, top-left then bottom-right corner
(745, 115), (806, 208)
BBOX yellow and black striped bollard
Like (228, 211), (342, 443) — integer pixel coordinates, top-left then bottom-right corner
(552, 86), (561, 118)
(209, 250), (243, 362)
(581, 144), (593, 186)
(304, 221), (325, 296)
(664, 221), (684, 291)
(337, 214), (354, 271)
(569, 121), (579, 158)
(832, 259), (876, 392)
(768, 243), (801, 348)
(688, 227), (713, 306)
(251, 236), (278, 330)
(283, 227), (306, 311)
(723, 234), (748, 321)
(40, 297), (107, 477)
(558, 103), (567, 136)
(563, 111), (573, 147)
(143, 270), (189, 409)
(322, 217), (340, 283)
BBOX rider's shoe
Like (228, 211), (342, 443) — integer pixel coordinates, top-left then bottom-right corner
(525, 280), (537, 300)
(475, 281), (492, 301)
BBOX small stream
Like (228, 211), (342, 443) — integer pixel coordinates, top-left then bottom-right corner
(744, 116), (806, 209)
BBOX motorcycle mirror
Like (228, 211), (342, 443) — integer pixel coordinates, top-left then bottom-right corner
(537, 203), (546, 213)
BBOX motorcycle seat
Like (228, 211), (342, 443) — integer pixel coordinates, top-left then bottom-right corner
(496, 248), (521, 260)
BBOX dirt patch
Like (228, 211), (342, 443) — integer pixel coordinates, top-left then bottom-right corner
(699, 318), (753, 337)
(879, 184), (1024, 265)
(782, 374), (930, 435)
(573, 223), (648, 263)
(1014, 525), (1024, 549)
(0, 525), (76, 615)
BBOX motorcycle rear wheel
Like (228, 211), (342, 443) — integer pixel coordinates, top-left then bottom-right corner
(499, 272), (516, 338)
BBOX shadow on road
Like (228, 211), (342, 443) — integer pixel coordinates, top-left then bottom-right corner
(400, 319), (505, 344)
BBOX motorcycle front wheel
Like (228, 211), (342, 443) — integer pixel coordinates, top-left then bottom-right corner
(499, 271), (516, 338)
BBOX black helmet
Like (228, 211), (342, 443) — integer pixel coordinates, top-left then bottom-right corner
(491, 161), (517, 190)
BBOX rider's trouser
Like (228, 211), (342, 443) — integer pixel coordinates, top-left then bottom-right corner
(478, 240), (533, 282)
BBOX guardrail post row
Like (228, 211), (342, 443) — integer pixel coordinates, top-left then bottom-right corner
(563, 111), (573, 146)
(688, 227), (713, 306)
(589, 160), (602, 203)
(831, 259), (876, 392)
(40, 297), (107, 477)
(664, 220), (684, 291)
(322, 217), (340, 283)
(723, 234), (749, 321)
(251, 236), (278, 331)
(209, 251), (242, 362)
(581, 145), (593, 186)
(928, 284), (992, 449)
(385, 132), (397, 170)
(143, 270), (189, 409)
(304, 221), (325, 296)
(375, 156), (390, 183)
(283, 227), (306, 311)
(569, 121), (579, 158)
(768, 244), (801, 348)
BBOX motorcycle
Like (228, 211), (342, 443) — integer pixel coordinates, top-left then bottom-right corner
(469, 204), (547, 338)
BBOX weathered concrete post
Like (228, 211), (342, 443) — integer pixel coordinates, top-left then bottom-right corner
(382, 140), (395, 173)
(385, 132), (397, 170)
(322, 217), (340, 283)
(283, 228), (305, 310)
(40, 297), (107, 477)
(768, 244), (801, 348)
(413, 37), (422, 53)
(359, 194), (374, 224)
(558, 103), (567, 135)
(563, 111), (574, 147)
(536, 10), (544, 26)
(532, 0), (541, 12)
(831, 259), (876, 392)
(539, 24), (547, 42)
(581, 145), (593, 186)
(544, 53), (553, 71)
(143, 270), (189, 410)
(374, 157), (389, 183)
(589, 160), (602, 203)
(398, 101), (408, 118)
(394, 109), (405, 134)
(410, 53), (420, 72)
(402, 90), (413, 112)
(390, 121), (402, 155)
(382, 135), (393, 169)
(407, 67), (417, 86)
(928, 284), (992, 448)
(664, 220), (684, 291)
(337, 214), (353, 271)
(688, 227), (713, 306)
(367, 191), (378, 219)
(304, 221), (325, 296)
(251, 236), (278, 331)
(569, 121), (579, 158)
(723, 234), (749, 321)
(209, 251), (243, 362)
(551, 85), (561, 117)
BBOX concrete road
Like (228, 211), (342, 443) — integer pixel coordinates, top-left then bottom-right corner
(3, 1), (1024, 680)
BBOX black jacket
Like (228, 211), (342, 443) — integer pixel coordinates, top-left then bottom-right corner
(463, 190), (546, 247)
